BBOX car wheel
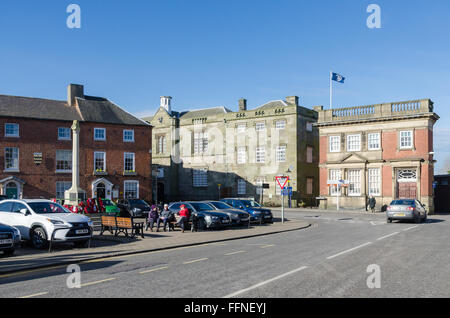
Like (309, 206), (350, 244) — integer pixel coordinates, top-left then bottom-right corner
(414, 214), (421, 224)
(387, 218), (392, 224)
(31, 227), (48, 249)
(3, 249), (15, 256)
(198, 218), (207, 231)
(74, 240), (89, 248)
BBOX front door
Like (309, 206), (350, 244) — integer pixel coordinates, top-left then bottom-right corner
(5, 183), (18, 199)
(397, 182), (417, 199)
(96, 183), (106, 199)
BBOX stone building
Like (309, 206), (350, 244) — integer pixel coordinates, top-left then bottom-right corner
(0, 84), (152, 201)
(144, 96), (318, 206)
(316, 99), (439, 212)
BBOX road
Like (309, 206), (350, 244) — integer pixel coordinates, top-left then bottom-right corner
(1, 210), (450, 298)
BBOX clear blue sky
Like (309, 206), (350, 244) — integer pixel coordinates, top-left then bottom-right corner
(0, 0), (449, 172)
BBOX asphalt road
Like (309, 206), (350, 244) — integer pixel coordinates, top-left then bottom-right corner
(1, 210), (449, 298)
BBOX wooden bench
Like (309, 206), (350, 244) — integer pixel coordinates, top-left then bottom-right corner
(100, 216), (145, 238)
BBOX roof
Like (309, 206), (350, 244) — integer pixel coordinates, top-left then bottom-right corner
(0, 94), (150, 127)
(179, 106), (232, 119)
(254, 100), (288, 110)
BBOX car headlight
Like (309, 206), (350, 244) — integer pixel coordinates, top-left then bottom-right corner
(205, 215), (211, 221)
(87, 220), (94, 227)
(12, 227), (20, 237)
(47, 218), (65, 225)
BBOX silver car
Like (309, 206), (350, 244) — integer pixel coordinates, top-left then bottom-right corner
(386, 199), (427, 223)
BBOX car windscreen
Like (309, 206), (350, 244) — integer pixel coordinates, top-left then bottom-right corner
(240, 200), (261, 208)
(210, 202), (232, 209)
(128, 200), (149, 206)
(390, 200), (415, 206)
(190, 203), (212, 211)
(29, 202), (70, 214)
(102, 199), (112, 205)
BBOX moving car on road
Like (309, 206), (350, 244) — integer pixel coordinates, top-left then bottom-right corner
(386, 199), (427, 224)
(202, 201), (250, 225)
(168, 202), (231, 230)
(0, 199), (93, 249)
(0, 223), (21, 256)
(220, 198), (273, 223)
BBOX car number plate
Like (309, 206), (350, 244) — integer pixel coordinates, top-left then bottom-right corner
(395, 213), (406, 217)
(264, 215), (272, 218)
(222, 220), (230, 223)
(76, 229), (89, 235)
(0, 239), (13, 244)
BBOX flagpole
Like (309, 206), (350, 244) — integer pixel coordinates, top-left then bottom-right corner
(330, 70), (333, 110)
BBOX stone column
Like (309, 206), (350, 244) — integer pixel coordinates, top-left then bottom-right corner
(65, 120), (86, 206)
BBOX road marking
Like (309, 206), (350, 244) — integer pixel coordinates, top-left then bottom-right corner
(0, 265), (66, 279)
(326, 242), (372, 260)
(377, 232), (400, 241)
(80, 277), (116, 287)
(140, 266), (168, 274)
(402, 225), (419, 232)
(260, 244), (275, 249)
(18, 292), (48, 298)
(223, 266), (308, 298)
(183, 258), (208, 264)
(225, 251), (246, 256)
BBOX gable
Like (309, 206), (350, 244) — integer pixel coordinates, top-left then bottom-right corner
(340, 153), (369, 163)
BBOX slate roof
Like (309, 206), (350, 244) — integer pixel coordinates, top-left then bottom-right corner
(0, 94), (149, 126)
(179, 106), (232, 119)
(254, 100), (288, 110)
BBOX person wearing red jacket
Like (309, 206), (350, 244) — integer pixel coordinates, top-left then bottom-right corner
(178, 205), (190, 233)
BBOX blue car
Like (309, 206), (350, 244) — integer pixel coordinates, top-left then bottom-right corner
(220, 198), (273, 223)
(0, 223), (21, 256)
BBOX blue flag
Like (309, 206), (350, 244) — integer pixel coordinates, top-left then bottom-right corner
(332, 72), (345, 83)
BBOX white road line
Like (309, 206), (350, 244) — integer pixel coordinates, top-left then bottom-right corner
(140, 266), (169, 274)
(223, 266), (308, 298)
(183, 258), (208, 264)
(260, 244), (275, 249)
(80, 277), (116, 287)
(377, 232), (400, 241)
(18, 292), (48, 298)
(402, 225), (419, 232)
(326, 242), (372, 260)
(225, 251), (246, 256)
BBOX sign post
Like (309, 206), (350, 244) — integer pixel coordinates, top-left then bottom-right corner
(327, 179), (349, 211)
(276, 176), (289, 223)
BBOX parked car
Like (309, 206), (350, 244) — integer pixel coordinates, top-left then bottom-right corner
(386, 199), (427, 224)
(202, 201), (250, 225)
(0, 199), (94, 249)
(102, 199), (120, 215)
(168, 202), (231, 230)
(0, 195), (8, 202)
(221, 198), (273, 223)
(116, 199), (151, 218)
(0, 223), (21, 256)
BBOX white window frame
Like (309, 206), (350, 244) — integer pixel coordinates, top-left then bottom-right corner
(347, 134), (361, 152)
(124, 153), (135, 172)
(255, 122), (266, 132)
(94, 128), (106, 141)
(124, 181), (139, 199)
(329, 170), (342, 195)
(94, 152), (106, 172)
(123, 130), (135, 143)
(193, 169), (208, 188)
(237, 179), (246, 195)
(400, 130), (413, 149)
(368, 168), (381, 196)
(237, 124), (246, 134)
(4, 148), (19, 171)
(329, 136), (341, 153)
(55, 150), (72, 172)
(194, 132), (208, 154)
(276, 146), (286, 163)
(256, 147), (266, 163)
(368, 133), (381, 151)
(348, 170), (361, 196)
(237, 147), (246, 164)
(158, 135), (166, 154)
(56, 181), (72, 199)
(275, 120), (286, 130)
(5, 124), (19, 138)
(58, 127), (71, 141)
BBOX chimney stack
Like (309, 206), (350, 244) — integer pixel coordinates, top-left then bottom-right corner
(239, 98), (247, 111)
(160, 96), (172, 113)
(67, 84), (84, 106)
(286, 96), (299, 106)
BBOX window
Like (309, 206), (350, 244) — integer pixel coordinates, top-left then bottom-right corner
(0, 202), (14, 212)
(237, 179), (246, 195)
(56, 182), (72, 199)
(56, 150), (72, 172)
(276, 146), (286, 163)
(237, 124), (246, 133)
(368, 169), (381, 196)
(123, 130), (134, 142)
(329, 136), (341, 152)
(12, 202), (27, 213)
(255, 122), (266, 132)
(307, 146), (313, 163)
(347, 134), (361, 152)
(237, 147), (246, 164)
(329, 170), (342, 195)
(124, 181), (139, 199)
(5, 124), (19, 138)
(275, 121), (286, 130)
(124, 153), (135, 172)
(193, 169), (208, 187)
(58, 128), (71, 140)
(194, 132), (208, 154)
(94, 152), (106, 172)
(368, 133), (381, 150)
(5, 148), (19, 171)
(306, 122), (313, 132)
(397, 169), (417, 182)
(94, 128), (106, 141)
(157, 135), (166, 154)
(307, 178), (314, 195)
(348, 170), (361, 196)
(256, 147), (266, 163)
(400, 131), (413, 149)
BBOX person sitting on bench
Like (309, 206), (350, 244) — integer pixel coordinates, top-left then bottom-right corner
(159, 204), (175, 232)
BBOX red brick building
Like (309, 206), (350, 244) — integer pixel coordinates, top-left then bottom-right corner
(0, 84), (152, 202)
(315, 99), (439, 213)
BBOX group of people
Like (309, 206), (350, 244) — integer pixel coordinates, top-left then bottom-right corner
(146, 204), (198, 233)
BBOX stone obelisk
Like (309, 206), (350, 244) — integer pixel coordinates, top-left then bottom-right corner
(64, 120), (86, 206)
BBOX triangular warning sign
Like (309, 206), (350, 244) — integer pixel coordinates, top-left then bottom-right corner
(276, 176), (289, 189)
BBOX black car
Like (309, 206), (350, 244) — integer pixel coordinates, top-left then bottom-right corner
(0, 195), (8, 202)
(0, 223), (21, 256)
(116, 199), (151, 218)
(168, 202), (231, 230)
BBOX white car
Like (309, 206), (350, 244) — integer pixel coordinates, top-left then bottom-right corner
(0, 199), (93, 249)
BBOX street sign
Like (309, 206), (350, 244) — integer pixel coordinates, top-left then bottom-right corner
(263, 183), (270, 189)
(282, 187), (293, 196)
(276, 176), (289, 190)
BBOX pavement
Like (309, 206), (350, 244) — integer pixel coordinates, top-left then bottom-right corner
(0, 218), (309, 275)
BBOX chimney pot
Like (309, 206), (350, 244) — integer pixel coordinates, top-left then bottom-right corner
(67, 84), (84, 106)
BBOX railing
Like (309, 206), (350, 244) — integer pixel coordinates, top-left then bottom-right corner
(332, 105), (375, 118)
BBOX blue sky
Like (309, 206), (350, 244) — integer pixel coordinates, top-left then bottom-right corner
(0, 0), (449, 172)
